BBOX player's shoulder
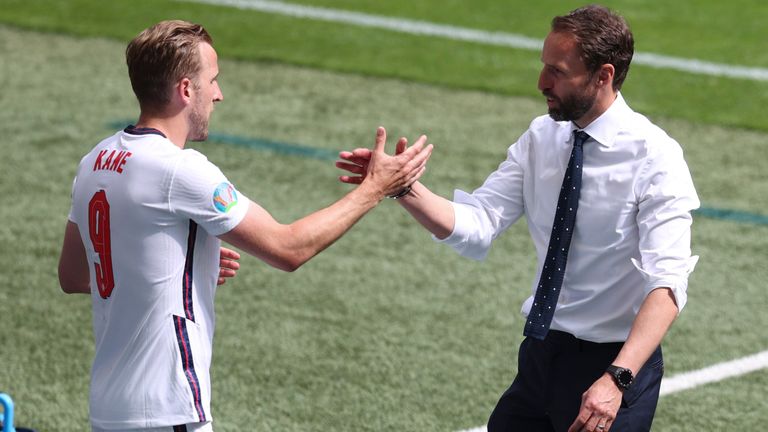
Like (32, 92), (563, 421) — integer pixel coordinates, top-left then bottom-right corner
(177, 147), (220, 171)
(180, 147), (211, 163)
(170, 147), (227, 186)
(76, 130), (124, 169)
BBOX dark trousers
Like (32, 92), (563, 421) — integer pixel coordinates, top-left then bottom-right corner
(487, 331), (664, 432)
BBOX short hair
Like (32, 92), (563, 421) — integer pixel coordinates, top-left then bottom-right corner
(126, 20), (213, 112)
(551, 5), (634, 90)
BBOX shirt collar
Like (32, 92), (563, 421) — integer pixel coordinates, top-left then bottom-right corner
(572, 92), (632, 148)
(124, 124), (167, 138)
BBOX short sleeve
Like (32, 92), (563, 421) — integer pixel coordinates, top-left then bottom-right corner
(168, 150), (249, 236)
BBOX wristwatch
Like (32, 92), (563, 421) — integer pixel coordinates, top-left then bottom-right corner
(606, 365), (634, 390)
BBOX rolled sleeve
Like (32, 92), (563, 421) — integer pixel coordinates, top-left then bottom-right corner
(433, 191), (497, 261)
(631, 255), (698, 312)
(433, 138), (528, 261)
(634, 141), (700, 313)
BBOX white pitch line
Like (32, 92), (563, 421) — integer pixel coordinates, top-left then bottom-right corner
(182, 0), (768, 81)
(659, 349), (768, 395)
(457, 349), (768, 432)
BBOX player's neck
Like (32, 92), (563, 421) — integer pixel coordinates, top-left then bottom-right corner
(135, 114), (188, 149)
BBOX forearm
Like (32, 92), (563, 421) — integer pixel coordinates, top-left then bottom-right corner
(397, 182), (455, 239)
(284, 183), (383, 263)
(222, 184), (383, 272)
(229, 126), (432, 271)
(613, 287), (679, 373)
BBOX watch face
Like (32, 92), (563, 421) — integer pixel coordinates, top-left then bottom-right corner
(618, 369), (633, 385)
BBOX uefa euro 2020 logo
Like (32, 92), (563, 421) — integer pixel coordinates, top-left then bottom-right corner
(212, 182), (238, 213)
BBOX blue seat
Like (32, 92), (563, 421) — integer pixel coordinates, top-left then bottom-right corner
(0, 393), (37, 432)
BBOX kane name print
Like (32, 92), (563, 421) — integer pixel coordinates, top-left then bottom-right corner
(93, 149), (132, 173)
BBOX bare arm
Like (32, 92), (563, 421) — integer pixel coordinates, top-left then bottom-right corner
(58, 221), (91, 294)
(393, 181), (454, 239)
(568, 287), (678, 432)
(612, 287), (678, 372)
(220, 191), (379, 272)
(221, 127), (432, 272)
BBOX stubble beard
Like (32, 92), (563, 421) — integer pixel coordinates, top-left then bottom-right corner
(188, 102), (209, 142)
(545, 84), (598, 123)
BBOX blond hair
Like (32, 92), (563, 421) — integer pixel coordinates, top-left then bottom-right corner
(126, 20), (213, 112)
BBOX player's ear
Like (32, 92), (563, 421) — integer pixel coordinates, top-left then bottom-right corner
(597, 64), (614, 88)
(176, 77), (194, 106)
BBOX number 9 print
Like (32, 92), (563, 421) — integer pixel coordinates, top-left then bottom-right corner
(88, 190), (115, 299)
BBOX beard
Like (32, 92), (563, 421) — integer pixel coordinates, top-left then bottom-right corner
(187, 102), (209, 142)
(544, 84), (598, 123)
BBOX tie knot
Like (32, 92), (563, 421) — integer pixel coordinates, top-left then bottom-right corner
(573, 130), (590, 147)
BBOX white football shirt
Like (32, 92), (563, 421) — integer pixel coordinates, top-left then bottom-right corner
(68, 126), (249, 429)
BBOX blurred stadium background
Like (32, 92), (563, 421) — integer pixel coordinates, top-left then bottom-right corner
(1, 1), (766, 430)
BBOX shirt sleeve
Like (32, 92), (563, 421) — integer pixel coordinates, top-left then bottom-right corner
(68, 176), (78, 223)
(168, 150), (249, 236)
(68, 154), (90, 224)
(435, 130), (529, 261)
(634, 138), (700, 312)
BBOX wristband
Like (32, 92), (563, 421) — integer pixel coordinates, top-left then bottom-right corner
(387, 185), (412, 199)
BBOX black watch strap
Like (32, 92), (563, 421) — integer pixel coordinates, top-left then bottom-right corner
(606, 364), (634, 390)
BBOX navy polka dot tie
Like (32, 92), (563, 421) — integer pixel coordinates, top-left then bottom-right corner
(524, 130), (589, 340)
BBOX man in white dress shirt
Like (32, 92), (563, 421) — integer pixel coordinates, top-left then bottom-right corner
(58, 20), (431, 431)
(337, 5), (698, 432)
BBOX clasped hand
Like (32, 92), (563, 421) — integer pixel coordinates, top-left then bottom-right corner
(336, 127), (432, 197)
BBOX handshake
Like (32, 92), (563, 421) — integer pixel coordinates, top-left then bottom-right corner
(335, 126), (433, 200)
